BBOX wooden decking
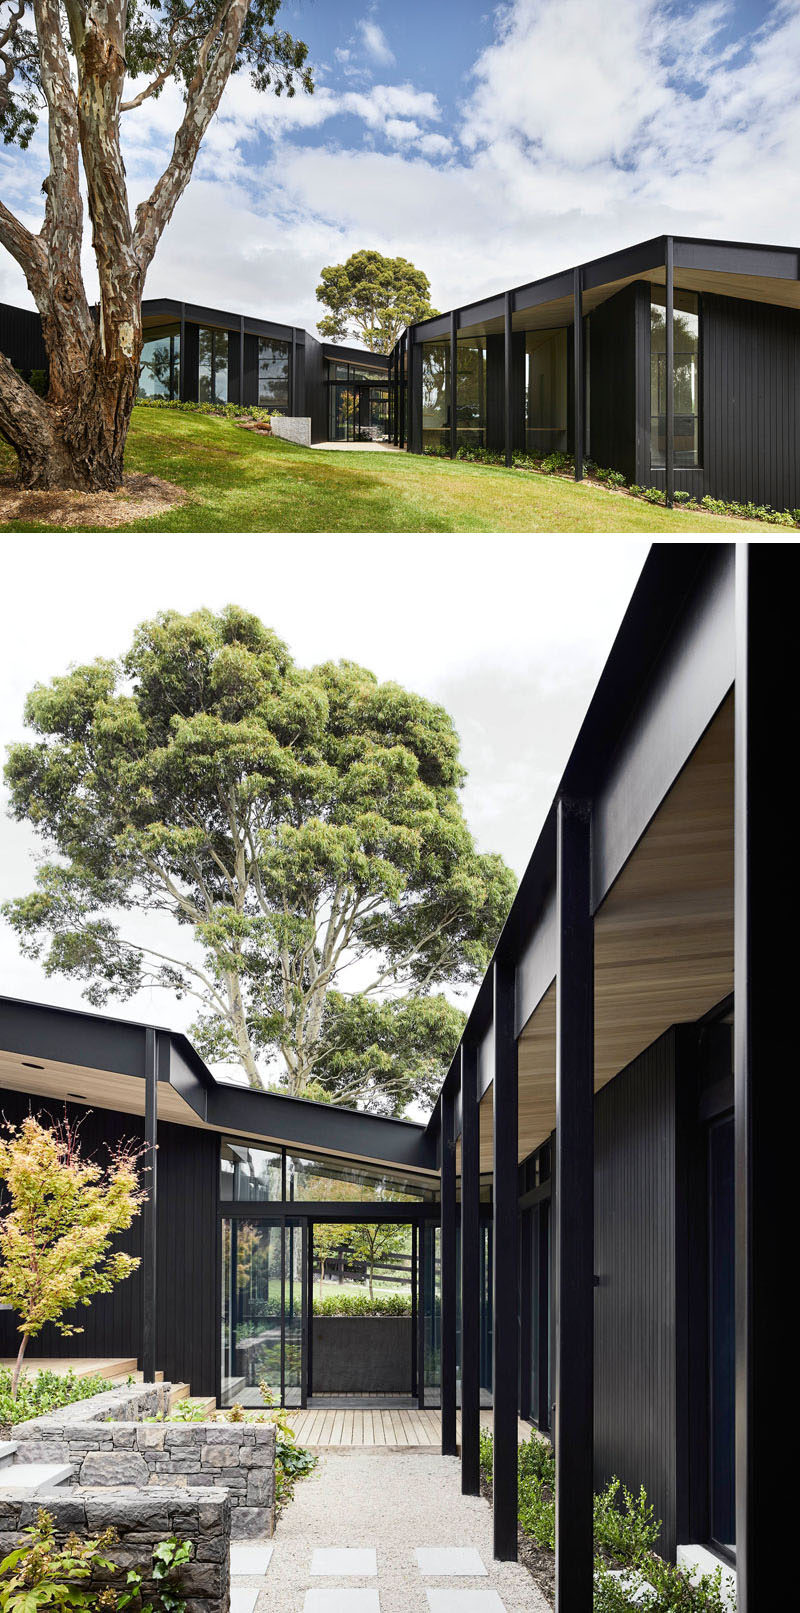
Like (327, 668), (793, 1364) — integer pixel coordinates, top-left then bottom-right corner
(290, 1408), (528, 1449)
(0, 1358), (137, 1382)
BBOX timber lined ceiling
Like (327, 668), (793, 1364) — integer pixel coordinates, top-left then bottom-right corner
(475, 694), (734, 1172)
(0, 1050), (203, 1126)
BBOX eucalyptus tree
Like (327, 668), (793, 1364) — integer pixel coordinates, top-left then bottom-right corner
(3, 606), (516, 1112)
(316, 251), (438, 354)
(0, 0), (311, 490)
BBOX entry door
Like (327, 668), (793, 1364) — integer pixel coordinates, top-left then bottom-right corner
(220, 1217), (308, 1409)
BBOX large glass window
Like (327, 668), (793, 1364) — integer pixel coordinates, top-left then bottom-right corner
(138, 324), (180, 399)
(421, 339), (450, 450)
(650, 289), (700, 466)
(198, 327), (229, 404)
(221, 1218), (282, 1406)
(526, 329), (567, 454)
(456, 339), (486, 449)
(221, 1140), (282, 1202)
(258, 337), (290, 411)
(286, 1150), (432, 1202)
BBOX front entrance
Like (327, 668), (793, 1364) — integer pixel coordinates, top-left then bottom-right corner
(330, 383), (390, 442)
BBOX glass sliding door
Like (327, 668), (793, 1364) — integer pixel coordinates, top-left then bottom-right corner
(221, 1217), (307, 1408)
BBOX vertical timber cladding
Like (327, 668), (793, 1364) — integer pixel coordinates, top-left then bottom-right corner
(485, 333), (525, 454)
(701, 292), (800, 508)
(588, 282), (643, 484)
(593, 1026), (679, 1559)
(0, 1090), (219, 1398)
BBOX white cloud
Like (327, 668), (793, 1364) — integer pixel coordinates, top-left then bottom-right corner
(358, 19), (395, 67)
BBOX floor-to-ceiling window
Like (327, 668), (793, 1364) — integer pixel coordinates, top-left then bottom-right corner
(650, 290), (700, 466)
(421, 339), (450, 451)
(258, 337), (290, 411)
(456, 339), (486, 450)
(526, 329), (567, 455)
(199, 327), (229, 404)
(138, 324), (180, 399)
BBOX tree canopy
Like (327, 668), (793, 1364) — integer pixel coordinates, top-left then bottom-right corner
(3, 606), (516, 1114)
(316, 250), (438, 354)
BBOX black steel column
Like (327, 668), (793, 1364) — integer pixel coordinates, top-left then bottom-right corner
(504, 291), (513, 467)
(734, 544), (791, 1612)
(417, 1219), (426, 1408)
(291, 330), (297, 415)
(441, 1082), (458, 1455)
(406, 325), (415, 452)
(411, 1222), (418, 1397)
(665, 236), (674, 508)
(493, 956), (519, 1559)
(460, 1042), (480, 1494)
(554, 796), (594, 1613)
(179, 304), (186, 403)
(239, 315), (245, 407)
(142, 1027), (158, 1383)
(450, 310), (458, 460)
(573, 268), (584, 480)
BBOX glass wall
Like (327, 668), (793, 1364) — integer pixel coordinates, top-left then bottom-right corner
(221, 1218), (282, 1406)
(650, 289), (700, 466)
(199, 326), (229, 404)
(138, 324), (180, 399)
(456, 339), (486, 449)
(258, 337), (290, 411)
(421, 339), (450, 450)
(526, 329), (567, 455)
(220, 1141), (282, 1202)
(286, 1149), (432, 1202)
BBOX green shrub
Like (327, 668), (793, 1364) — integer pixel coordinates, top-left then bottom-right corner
(0, 1367), (114, 1429)
(455, 444), (504, 465)
(594, 1477), (661, 1564)
(312, 1293), (411, 1317)
(134, 398), (274, 424)
(479, 1426), (493, 1481)
(422, 442), (450, 457)
(540, 450), (573, 475)
(0, 1509), (191, 1613)
(594, 1554), (733, 1611)
(672, 490), (691, 504)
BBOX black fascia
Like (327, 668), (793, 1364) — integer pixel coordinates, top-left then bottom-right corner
(322, 342), (390, 370)
(207, 1080), (436, 1172)
(424, 541), (733, 1146)
(141, 299), (300, 344)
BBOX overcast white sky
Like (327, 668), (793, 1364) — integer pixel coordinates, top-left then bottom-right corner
(0, 536), (650, 1057)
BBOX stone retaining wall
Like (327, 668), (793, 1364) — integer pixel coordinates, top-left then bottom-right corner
(0, 1487), (230, 1613)
(13, 1382), (276, 1538)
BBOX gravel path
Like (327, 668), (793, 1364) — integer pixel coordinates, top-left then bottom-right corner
(240, 1450), (548, 1612)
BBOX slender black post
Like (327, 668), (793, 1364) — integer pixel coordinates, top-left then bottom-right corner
(460, 1042), (480, 1494)
(734, 544), (792, 1612)
(179, 304), (186, 402)
(406, 325), (415, 453)
(411, 1222), (418, 1397)
(441, 1083), (458, 1455)
(504, 290), (513, 467)
(291, 330), (297, 415)
(450, 310), (458, 460)
(417, 1219), (426, 1408)
(493, 956), (519, 1559)
(665, 236), (674, 508)
(573, 268), (584, 480)
(142, 1027), (158, 1383)
(554, 797), (594, 1613)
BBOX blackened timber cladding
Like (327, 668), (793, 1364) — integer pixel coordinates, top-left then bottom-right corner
(0, 1091), (219, 1398)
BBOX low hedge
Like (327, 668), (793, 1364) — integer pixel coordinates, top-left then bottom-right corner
(312, 1294), (411, 1317)
(135, 397), (277, 424)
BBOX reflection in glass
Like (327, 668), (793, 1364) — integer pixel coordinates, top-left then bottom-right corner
(284, 1220), (304, 1407)
(650, 290), (700, 466)
(526, 329), (567, 454)
(138, 325), (180, 399)
(286, 1150), (432, 1202)
(456, 340), (486, 449)
(221, 1140), (282, 1201)
(221, 1218), (282, 1406)
(422, 339), (450, 450)
(198, 327), (229, 404)
(258, 337), (290, 411)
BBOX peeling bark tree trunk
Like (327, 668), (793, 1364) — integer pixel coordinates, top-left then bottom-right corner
(0, 340), (141, 491)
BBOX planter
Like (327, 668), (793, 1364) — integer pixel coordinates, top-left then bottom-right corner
(312, 1316), (412, 1393)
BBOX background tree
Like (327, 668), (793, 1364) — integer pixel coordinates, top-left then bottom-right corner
(316, 250), (438, 354)
(350, 1222), (409, 1300)
(0, 0), (312, 492)
(3, 606), (516, 1114)
(312, 1223), (357, 1296)
(0, 1114), (145, 1395)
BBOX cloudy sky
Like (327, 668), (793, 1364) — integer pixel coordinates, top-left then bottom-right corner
(1, 0), (798, 331)
(0, 536), (648, 1057)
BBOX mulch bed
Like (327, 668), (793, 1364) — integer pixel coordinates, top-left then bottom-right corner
(480, 1474), (555, 1606)
(0, 471), (187, 529)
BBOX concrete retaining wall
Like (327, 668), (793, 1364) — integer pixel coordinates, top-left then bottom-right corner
(0, 1487), (230, 1613)
(270, 415), (311, 446)
(13, 1382), (275, 1538)
(312, 1317), (412, 1393)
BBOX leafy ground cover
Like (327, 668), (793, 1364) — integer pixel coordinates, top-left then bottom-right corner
(313, 1292), (411, 1316)
(0, 408), (777, 532)
(479, 1430), (733, 1611)
(0, 1366), (114, 1433)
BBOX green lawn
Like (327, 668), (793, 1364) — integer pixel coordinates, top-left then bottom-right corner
(0, 406), (775, 532)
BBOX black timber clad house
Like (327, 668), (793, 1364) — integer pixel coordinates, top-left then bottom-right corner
(0, 542), (792, 1613)
(389, 233), (800, 509)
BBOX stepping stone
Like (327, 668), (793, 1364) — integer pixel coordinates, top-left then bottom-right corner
(230, 1589), (260, 1613)
(230, 1543), (274, 1577)
(416, 1548), (487, 1576)
(425, 1594), (507, 1613)
(0, 1463), (73, 1492)
(311, 1548), (378, 1576)
(304, 1595), (380, 1612)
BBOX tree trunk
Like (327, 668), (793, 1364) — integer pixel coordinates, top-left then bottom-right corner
(10, 1332), (28, 1398)
(2, 350), (140, 492)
